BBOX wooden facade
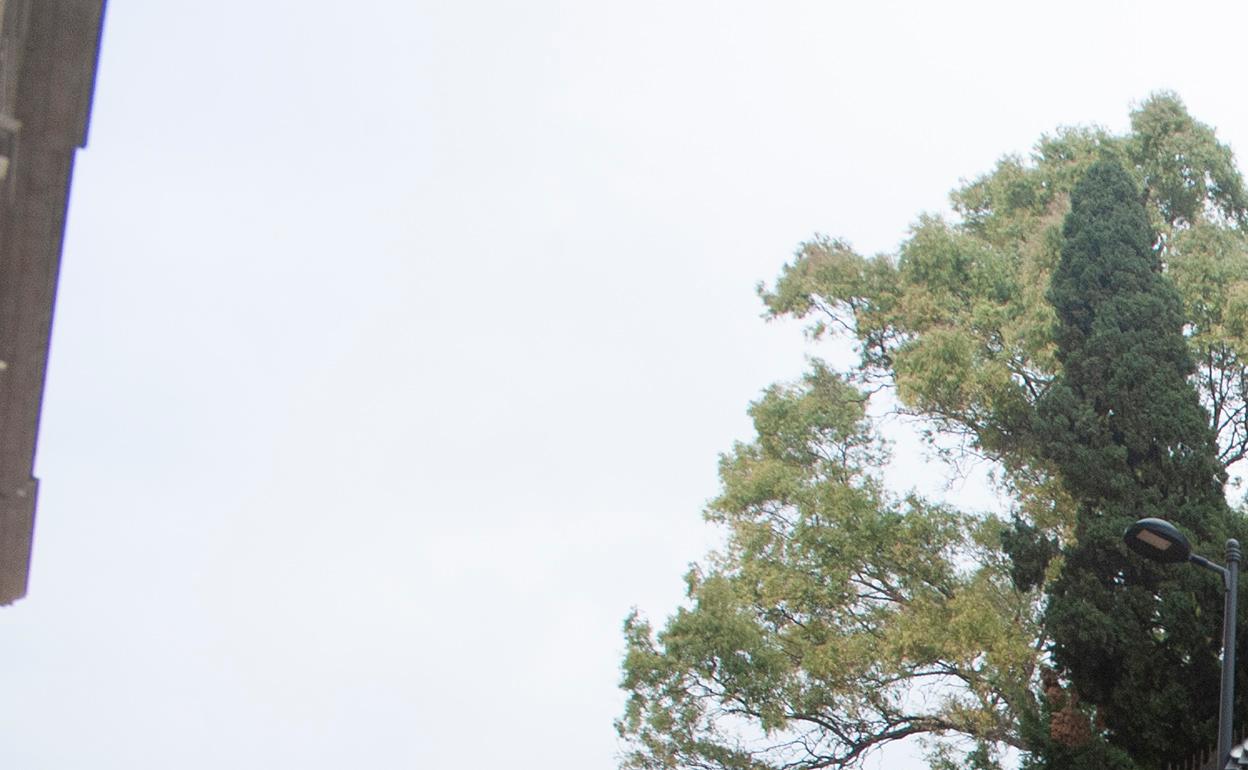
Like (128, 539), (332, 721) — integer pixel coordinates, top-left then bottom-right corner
(0, 0), (106, 604)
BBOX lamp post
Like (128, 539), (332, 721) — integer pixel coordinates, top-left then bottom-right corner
(1123, 518), (1240, 770)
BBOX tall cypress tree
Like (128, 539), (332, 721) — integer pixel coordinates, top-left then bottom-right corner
(1035, 160), (1234, 768)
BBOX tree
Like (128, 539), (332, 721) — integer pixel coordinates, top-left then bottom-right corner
(1031, 160), (1234, 769)
(619, 94), (1248, 770)
(618, 364), (1040, 770)
(760, 94), (1248, 481)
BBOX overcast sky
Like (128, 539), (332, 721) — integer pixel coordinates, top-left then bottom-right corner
(6, 2), (1248, 768)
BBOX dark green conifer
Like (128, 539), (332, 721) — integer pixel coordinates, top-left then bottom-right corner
(1035, 160), (1234, 768)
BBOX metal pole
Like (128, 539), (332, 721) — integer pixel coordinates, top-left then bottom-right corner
(1219, 539), (1239, 770)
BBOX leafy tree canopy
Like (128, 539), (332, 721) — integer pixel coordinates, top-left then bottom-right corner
(761, 93), (1248, 480)
(619, 364), (1040, 770)
(620, 94), (1248, 770)
(1031, 159), (1235, 769)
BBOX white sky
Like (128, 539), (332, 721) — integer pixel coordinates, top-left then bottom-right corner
(4, 1), (1248, 768)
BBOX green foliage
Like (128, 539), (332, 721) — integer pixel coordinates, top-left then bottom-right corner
(999, 517), (1058, 593)
(761, 93), (1248, 476)
(622, 93), (1248, 770)
(1016, 679), (1137, 770)
(1034, 160), (1234, 769)
(1128, 96), (1248, 228)
(618, 366), (1040, 770)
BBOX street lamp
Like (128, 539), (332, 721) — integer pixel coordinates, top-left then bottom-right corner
(1123, 518), (1240, 770)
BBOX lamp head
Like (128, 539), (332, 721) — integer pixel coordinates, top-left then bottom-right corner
(1123, 518), (1192, 564)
